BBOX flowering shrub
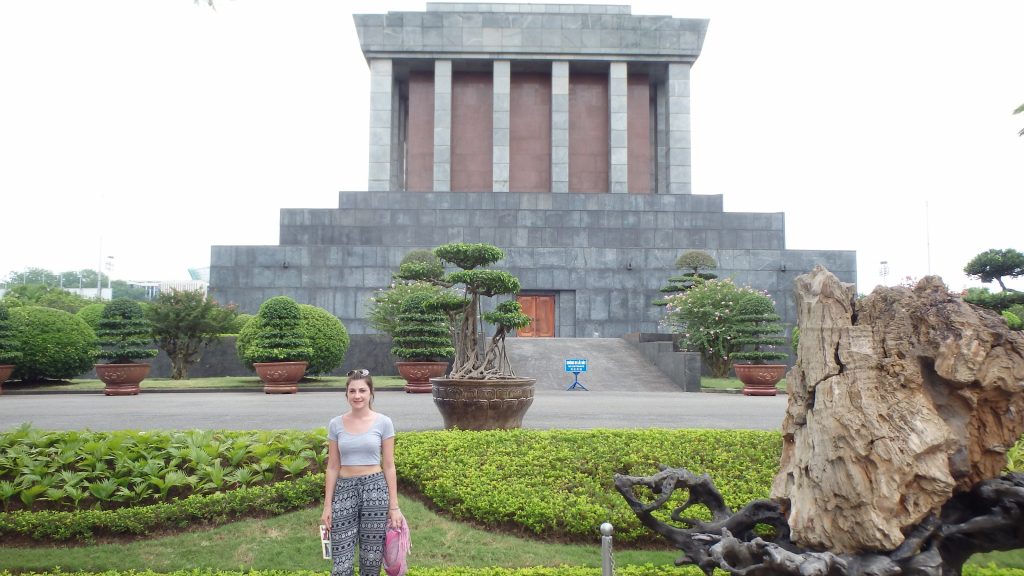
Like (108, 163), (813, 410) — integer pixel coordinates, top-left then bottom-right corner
(661, 279), (768, 378)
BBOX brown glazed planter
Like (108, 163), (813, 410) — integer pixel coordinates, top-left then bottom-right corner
(95, 363), (151, 396)
(396, 361), (449, 394)
(254, 361), (308, 394)
(430, 377), (536, 430)
(734, 364), (786, 396)
(0, 364), (13, 395)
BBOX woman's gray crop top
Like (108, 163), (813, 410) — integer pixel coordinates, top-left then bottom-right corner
(327, 414), (395, 466)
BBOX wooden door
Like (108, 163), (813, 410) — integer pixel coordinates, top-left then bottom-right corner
(517, 295), (555, 337)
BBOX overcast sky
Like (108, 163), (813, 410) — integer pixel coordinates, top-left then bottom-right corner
(2, 0), (1022, 293)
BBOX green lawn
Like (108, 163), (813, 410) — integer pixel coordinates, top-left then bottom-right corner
(0, 496), (676, 571)
(3, 375), (407, 392)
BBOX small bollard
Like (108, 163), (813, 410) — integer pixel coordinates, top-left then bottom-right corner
(600, 522), (615, 576)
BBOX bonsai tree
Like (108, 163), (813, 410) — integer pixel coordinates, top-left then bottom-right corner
(147, 289), (236, 380)
(390, 292), (454, 362)
(95, 298), (158, 365)
(654, 250), (718, 306)
(964, 248), (1024, 292)
(237, 296), (313, 365)
(730, 292), (788, 365)
(398, 242), (526, 379)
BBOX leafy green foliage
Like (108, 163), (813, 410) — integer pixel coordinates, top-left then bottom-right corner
(1003, 311), (1023, 330)
(434, 243), (505, 270)
(368, 282), (445, 336)
(391, 293), (454, 361)
(447, 270), (521, 297)
(0, 426), (326, 514)
(75, 302), (106, 331)
(0, 303), (22, 366)
(8, 306), (96, 381)
(964, 248), (1024, 291)
(731, 293), (788, 364)
(224, 313), (253, 335)
(397, 249), (445, 282)
(295, 304), (349, 375)
(962, 287), (1024, 313)
(2, 284), (97, 313)
(482, 300), (531, 331)
(95, 299), (157, 364)
(147, 290), (237, 380)
(237, 296), (313, 364)
(662, 279), (767, 378)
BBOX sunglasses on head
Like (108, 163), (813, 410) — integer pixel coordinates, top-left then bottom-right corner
(347, 369), (370, 377)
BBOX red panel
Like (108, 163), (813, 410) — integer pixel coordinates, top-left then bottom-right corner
(628, 75), (652, 194)
(406, 72), (434, 192)
(510, 73), (552, 193)
(451, 71), (493, 192)
(569, 73), (609, 193)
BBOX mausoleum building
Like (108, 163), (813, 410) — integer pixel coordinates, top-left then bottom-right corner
(209, 3), (856, 338)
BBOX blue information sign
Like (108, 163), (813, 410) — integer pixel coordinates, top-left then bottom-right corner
(564, 359), (588, 391)
(565, 359), (588, 373)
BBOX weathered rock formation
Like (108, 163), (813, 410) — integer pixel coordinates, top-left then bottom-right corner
(771, 266), (1024, 553)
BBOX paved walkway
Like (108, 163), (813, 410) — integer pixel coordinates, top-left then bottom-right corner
(0, 388), (788, 432)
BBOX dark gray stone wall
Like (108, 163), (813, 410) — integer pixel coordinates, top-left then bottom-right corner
(209, 191), (856, 338)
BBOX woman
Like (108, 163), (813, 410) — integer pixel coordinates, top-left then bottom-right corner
(322, 368), (404, 576)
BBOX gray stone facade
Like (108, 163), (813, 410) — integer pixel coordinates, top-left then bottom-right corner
(209, 190), (856, 335)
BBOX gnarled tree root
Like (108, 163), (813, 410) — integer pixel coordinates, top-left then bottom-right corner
(614, 466), (1024, 576)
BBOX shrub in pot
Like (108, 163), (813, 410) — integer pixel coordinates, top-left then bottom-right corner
(390, 292), (454, 393)
(731, 292), (789, 396)
(236, 296), (313, 394)
(0, 303), (22, 393)
(237, 304), (348, 378)
(94, 298), (158, 396)
(397, 242), (534, 430)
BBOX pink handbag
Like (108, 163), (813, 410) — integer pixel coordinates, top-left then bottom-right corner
(382, 518), (411, 576)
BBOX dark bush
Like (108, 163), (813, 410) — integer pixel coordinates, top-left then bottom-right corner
(95, 299), (158, 364)
(9, 306), (96, 381)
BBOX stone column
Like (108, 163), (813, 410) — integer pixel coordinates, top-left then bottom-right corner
(433, 60), (452, 192)
(655, 81), (668, 194)
(666, 62), (692, 194)
(493, 60), (511, 193)
(368, 58), (393, 192)
(609, 62), (628, 194)
(551, 61), (569, 193)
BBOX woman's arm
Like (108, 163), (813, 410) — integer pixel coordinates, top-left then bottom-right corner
(321, 439), (340, 531)
(382, 435), (404, 528)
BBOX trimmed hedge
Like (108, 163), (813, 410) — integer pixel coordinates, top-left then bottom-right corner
(0, 473), (323, 541)
(9, 306), (97, 381)
(75, 302), (107, 331)
(4, 565), (1024, 576)
(396, 429), (782, 543)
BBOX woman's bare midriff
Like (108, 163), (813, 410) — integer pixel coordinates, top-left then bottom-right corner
(339, 465), (383, 478)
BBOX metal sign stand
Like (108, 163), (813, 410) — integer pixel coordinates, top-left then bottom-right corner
(565, 358), (589, 391)
(567, 371), (588, 391)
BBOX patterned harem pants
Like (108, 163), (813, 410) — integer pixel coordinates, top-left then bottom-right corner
(331, 471), (389, 576)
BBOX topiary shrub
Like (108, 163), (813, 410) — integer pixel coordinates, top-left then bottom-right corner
(75, 302), (106, 331)
(0, 303), (22, 366)
(653, 250), (719, 306)
(399, 248), (445, 281)
(9, 306), (97, 381)
(391, 292), (454, 361)
(296, 304), (349, 375)
(95, 299), (158, 364)
(236, 296), (313, 366)
(731, 292), (788, 364)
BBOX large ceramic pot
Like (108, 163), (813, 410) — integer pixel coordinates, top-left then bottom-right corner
(0, 364), (13, 395)
(95, 363), (151, 396)
(734, 364), (787, 396)
(254, 361), (308, 394)
(396, 361), (449, 394)
(430, 377), (536, 430)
